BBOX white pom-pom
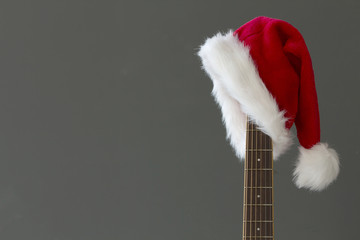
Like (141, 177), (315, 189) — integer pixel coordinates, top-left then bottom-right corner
(293, 143), (340, 191)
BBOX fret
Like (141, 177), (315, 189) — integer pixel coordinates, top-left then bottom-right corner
(244, 221), (273, 222)
(244, 169), (273, 170)
(244, 204), (272, 206)
(246, 149), (272, 151)
(243, 237), (273, 239)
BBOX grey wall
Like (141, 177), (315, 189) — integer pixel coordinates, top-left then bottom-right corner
(0, 0), (359, 239)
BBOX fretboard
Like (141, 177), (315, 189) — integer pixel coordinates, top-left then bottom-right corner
(243, 119), (274, 240)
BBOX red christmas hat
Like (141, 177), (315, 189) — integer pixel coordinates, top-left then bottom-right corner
(198, 16), (339, 191)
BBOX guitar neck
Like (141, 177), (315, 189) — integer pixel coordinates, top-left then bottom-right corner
(243, 119), (274, 240)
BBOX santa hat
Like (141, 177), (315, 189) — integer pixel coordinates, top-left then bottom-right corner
(198, 16), (340, 191)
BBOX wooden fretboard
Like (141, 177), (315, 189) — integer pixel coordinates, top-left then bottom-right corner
(243, 119), (274, 240)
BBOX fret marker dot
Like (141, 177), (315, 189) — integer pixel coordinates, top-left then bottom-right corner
(257, 228), (260, 231)
(257, 195), (260, 198)
(257, 158), (260, 161)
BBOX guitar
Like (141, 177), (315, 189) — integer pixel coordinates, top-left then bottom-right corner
(198, 16), (340, 240)
(243, 118), (273, 240)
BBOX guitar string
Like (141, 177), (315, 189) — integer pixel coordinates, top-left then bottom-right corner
(264, 130), (267, 238)
(255, 122), (258, 239)
(243, 117), (248, 240)
(271, 136), (274, 239)
(244, 117), (249, 240)
(267, 130), (270, 238)
(249, 120), (253, 240)
(264, 129), (269, 236)
(259, 127), (262, 239)
(268, 131), (271, 238)
(252, 121), (256, 238)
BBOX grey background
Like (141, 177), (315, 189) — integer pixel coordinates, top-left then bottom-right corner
(0, 0), (359, 239)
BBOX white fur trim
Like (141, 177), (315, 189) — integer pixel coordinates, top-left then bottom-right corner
(293, 143), (340, 191)
(198, 30), (292, 160)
